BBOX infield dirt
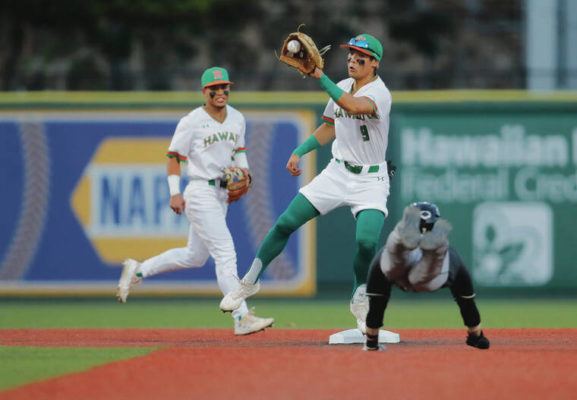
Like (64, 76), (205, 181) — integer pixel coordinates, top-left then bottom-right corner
(1, 328), (576, 399)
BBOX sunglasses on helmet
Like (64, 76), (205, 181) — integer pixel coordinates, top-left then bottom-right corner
(347, 38), (370, 49)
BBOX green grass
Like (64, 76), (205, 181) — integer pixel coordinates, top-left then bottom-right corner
(1, 298), (576, 329)
(0, 347), (153, 391)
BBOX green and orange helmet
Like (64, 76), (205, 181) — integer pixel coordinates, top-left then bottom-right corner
(340, 34), (383, 61)
(201, 67), (233, 88)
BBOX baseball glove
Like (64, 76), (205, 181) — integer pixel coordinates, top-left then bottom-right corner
(222, 167), (251, 203)
(278, 27), (331, 75)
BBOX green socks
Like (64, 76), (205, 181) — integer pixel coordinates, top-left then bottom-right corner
(244, 194), (320, 283)
(352, 209), (385, 293)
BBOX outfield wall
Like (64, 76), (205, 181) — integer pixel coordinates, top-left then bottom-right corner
(1, 91), (576, 296)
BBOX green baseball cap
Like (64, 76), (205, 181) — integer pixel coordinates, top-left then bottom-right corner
(201, 67), (233, 88)
(340, 33), (383, 61)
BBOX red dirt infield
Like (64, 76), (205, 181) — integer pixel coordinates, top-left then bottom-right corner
(1, 328), (576, 400)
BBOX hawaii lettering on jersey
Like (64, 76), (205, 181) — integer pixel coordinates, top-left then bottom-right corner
(334, 107), (379, 121)
(203, 131), (238, 148)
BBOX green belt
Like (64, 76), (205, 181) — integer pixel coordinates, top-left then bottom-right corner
(335, 159), (379, 174)
(208, 179), (227, 188)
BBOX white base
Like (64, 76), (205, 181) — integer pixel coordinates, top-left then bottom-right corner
(328, 328), (400, 345)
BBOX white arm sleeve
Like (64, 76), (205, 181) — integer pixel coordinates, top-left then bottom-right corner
(365, 89), (391, 120)
(234, 152), (249, 169)
(168, 117), (191, 159)
(322, 98), (336, 123)
(233, 114), (249, 169)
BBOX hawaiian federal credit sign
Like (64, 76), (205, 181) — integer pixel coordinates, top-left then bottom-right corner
(392, 107), (577, 289)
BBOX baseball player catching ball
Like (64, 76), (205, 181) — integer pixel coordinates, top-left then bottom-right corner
(220, 34), (392, 333)
(364, 202), (491, 351)
(117, 66), (274, 336)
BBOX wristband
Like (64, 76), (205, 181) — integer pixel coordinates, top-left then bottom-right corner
(167, 175), (181, 196)
(292, 135), (321, 157)
(319, 73), (345, 102)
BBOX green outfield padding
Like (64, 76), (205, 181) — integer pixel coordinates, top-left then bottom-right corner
(2, 90), (577, 110)
(0, 347), (154, 391)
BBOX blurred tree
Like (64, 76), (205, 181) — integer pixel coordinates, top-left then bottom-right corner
(0, 0), (261, 90)
(388, 8), (456, 59)
(0, 0), (524, 90)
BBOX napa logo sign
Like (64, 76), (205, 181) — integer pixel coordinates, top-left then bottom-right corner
(72, 138), (188, 264)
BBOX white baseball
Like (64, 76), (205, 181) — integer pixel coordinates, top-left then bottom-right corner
(287, 40), (301, 54)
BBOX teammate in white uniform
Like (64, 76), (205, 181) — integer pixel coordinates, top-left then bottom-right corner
(220, 34), (391, 333)
(117, 66), (274, 336)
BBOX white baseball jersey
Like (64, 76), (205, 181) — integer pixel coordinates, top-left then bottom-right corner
(322, 76), (392, 165)
(137, 104), (251, 319)
(300, 76), (392, 217)
(168, 105), (248, 180)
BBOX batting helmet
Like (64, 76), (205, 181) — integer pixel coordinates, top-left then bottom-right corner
(412, 201), (440, 232)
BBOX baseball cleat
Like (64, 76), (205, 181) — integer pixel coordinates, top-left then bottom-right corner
(350, 284), (368, 334)
(363, 343), (386, 351)
(466, 330), (490, 350)
(116, 259), (142, 303)
(397, 206), (422, 249)
(220, 279), (260, 312)
(234, 310), (274, 335)
(363, 332), (385, 351)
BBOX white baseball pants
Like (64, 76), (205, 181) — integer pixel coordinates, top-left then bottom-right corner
(299, 158), (390, 217)
(138, 180), (249, 316)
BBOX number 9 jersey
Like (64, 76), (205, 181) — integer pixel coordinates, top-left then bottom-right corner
(322, 76), (392, 165)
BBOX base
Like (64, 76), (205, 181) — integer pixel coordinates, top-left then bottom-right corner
(328, 328), (400, 345)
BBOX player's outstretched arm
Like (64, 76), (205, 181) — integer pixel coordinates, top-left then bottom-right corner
(287, 123), (335, 176)
(334, 93), (375, 115)
(313, 121), (337, 145)
(166, 157), (185, 215)
(311, 68), (376, 115)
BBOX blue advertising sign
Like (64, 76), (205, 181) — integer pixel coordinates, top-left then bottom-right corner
(0, 110), (316, 296)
